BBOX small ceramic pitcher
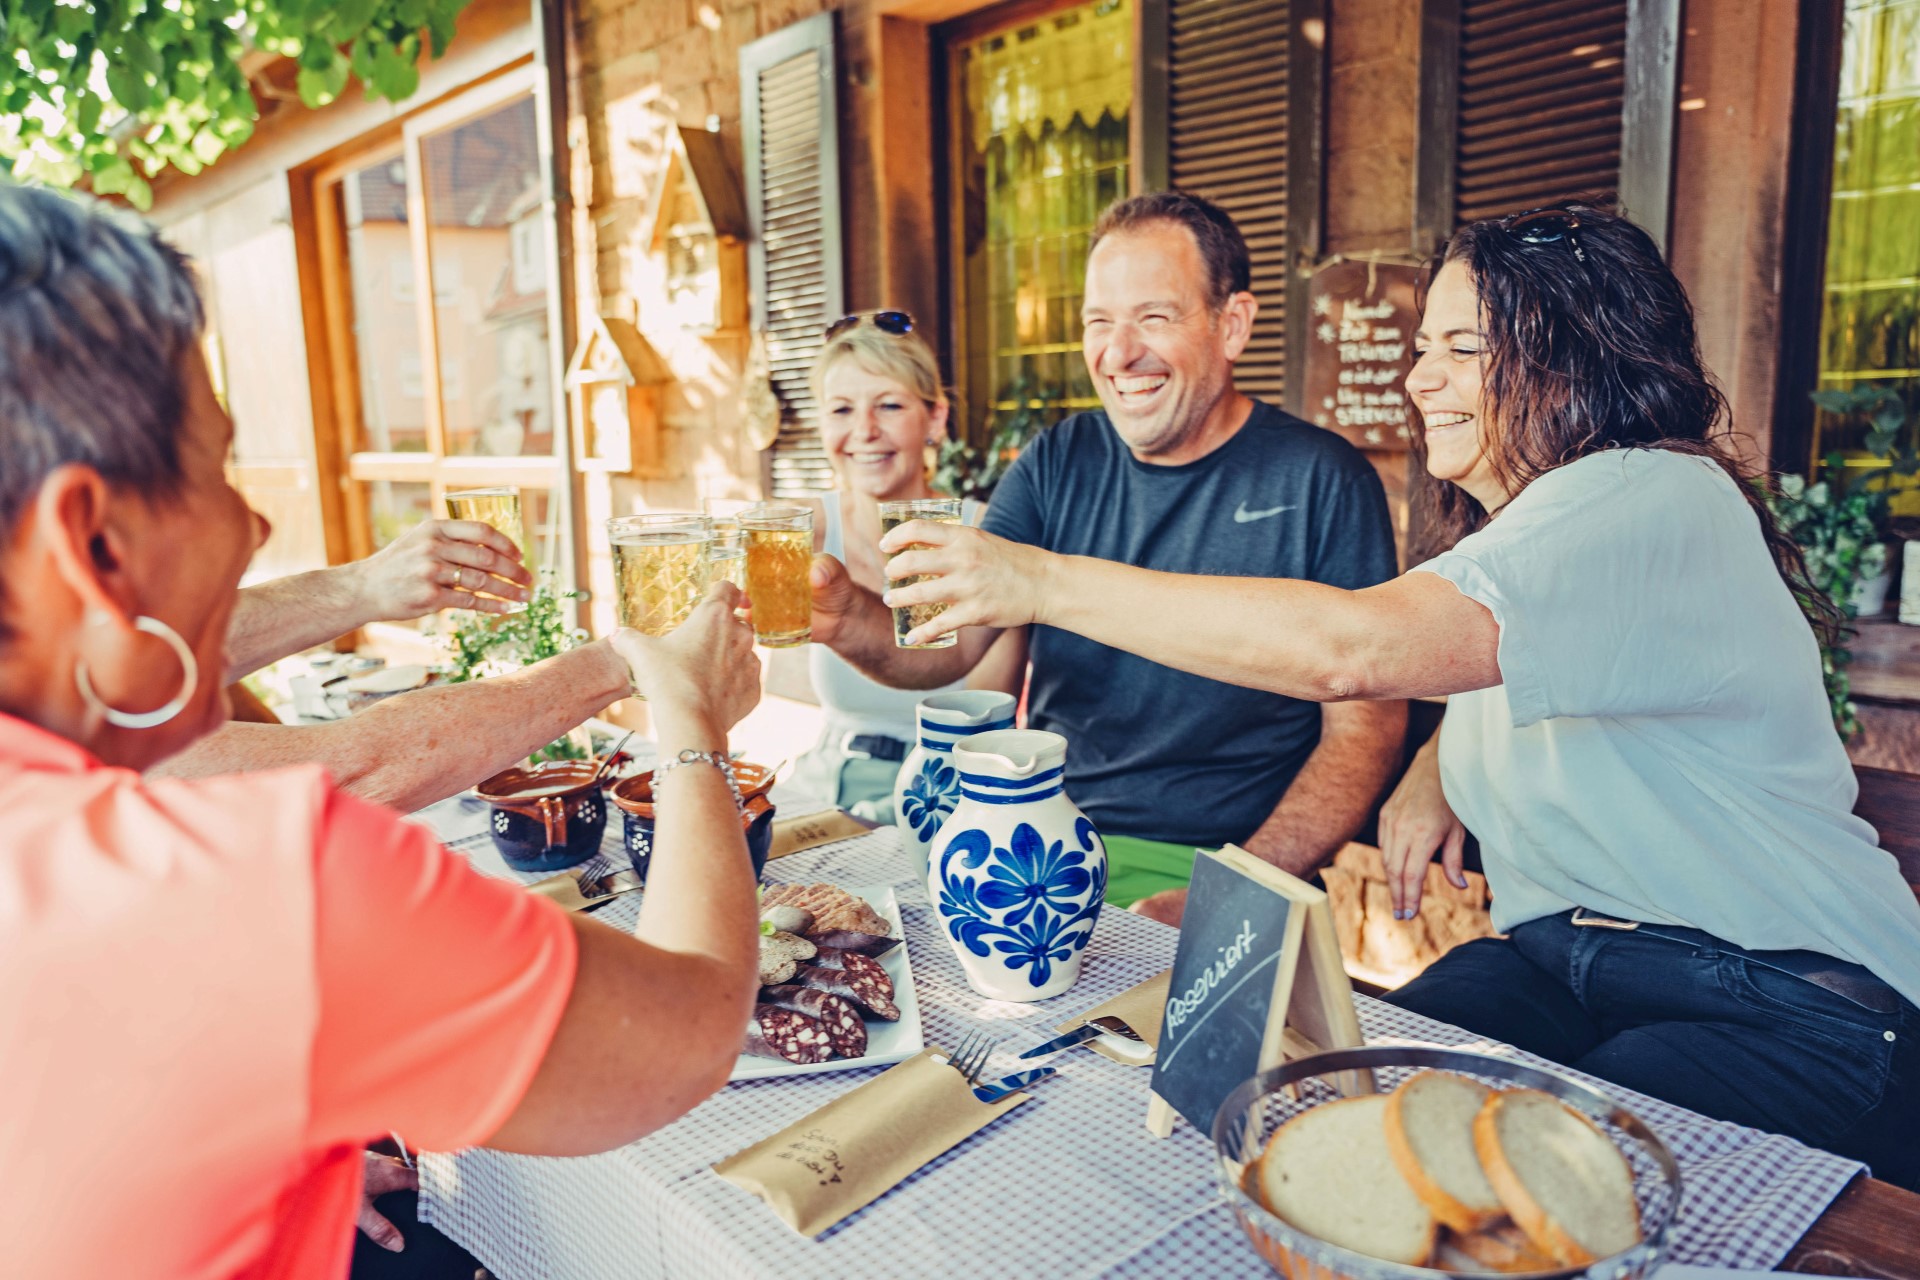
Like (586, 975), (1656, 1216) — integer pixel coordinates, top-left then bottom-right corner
(892, 690), (1017, 878)
(927, 729), (1106, 1002)
(474, 761), (610, 873)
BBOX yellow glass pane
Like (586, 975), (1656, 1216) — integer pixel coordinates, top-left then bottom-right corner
(1813, 0), (1920, 467)
(954, 0), (1132, 438)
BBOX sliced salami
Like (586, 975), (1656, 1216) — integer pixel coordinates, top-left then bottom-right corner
(805, 928), (898, 958)
(742, 1004), (834, 1064)
(793, 957), (900, 1021)
(760, 985), (869, 1059)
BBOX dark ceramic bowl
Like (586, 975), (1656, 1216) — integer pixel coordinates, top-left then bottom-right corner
(474, 760), (610, 873)
(609, 760), (776, 883)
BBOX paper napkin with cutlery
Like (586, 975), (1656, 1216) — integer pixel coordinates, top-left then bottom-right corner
(768, 808), (872, 860)
(1053, 970), (1171, 1066)
(713, 1046), (1030, 1237)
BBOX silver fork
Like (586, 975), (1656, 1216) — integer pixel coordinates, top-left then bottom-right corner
(943, 1029), (996, 1086)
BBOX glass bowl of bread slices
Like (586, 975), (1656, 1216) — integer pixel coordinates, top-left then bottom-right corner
(1213, 1046), (1681, 1280)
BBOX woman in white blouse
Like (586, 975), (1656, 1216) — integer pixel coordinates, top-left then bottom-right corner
(786, 314), (1021, 819)
(851, 205), (1920, 1187)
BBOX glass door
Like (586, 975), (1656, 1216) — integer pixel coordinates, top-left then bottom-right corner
(313, 65), (565, 574)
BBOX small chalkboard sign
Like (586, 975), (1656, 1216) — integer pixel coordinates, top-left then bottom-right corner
(1146, 845), (1365, 1138)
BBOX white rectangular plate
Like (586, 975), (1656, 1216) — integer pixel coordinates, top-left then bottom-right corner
(729, 884), (924, 1082)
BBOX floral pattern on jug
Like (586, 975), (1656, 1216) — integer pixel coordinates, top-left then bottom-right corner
(892, 690), (1018, 877)
(928, 729), (1106, 1002)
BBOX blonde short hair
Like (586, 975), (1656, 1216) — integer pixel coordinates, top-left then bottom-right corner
(808, 320), (949, 415)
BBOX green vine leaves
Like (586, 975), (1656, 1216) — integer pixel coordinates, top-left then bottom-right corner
(1, 0), (471, 209)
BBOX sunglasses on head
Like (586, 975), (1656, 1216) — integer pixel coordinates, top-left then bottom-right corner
(1502, 207), (1589, 265)
(825, 311), (915, 341)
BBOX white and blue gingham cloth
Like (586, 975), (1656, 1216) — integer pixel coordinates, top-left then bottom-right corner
(413, 793), (1862, 1280)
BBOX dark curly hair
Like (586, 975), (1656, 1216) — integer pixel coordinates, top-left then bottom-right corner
(1409, 201), (1841, 644)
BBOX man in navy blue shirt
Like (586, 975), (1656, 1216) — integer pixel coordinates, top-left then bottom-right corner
(809, 192), (1405, 924)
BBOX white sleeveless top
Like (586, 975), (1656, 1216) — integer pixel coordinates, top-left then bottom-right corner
(807, 494), (980, 738)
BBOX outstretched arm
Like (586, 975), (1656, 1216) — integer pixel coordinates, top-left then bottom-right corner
(154, 641), (631, 812)
(226, 519), (533, 681)
(807, 553), (1002, 691)
(879, 522), (1502, 703)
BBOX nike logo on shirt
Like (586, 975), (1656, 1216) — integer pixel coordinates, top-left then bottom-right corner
(1233, 502), (1296, 523)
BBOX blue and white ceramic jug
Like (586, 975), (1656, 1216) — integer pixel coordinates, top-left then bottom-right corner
(892, 690), (1017, 878)
(927, 729), (1107, 1002)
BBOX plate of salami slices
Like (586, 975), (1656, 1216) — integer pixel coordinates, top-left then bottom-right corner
(732, 883), (926, 1082)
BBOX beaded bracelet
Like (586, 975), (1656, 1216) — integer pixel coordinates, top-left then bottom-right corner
(653, 748), (744, 810)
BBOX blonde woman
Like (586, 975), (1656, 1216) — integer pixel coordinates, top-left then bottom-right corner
(788, 313), (1022, 818)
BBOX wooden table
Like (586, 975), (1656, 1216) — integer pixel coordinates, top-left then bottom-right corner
(1783, 1176), (1920, 1277)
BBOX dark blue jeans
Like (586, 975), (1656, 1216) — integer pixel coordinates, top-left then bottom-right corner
(1385, 911), (1920, 1190)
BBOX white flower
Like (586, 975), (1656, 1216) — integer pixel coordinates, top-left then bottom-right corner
(1806, 481), (1830, 507)
(1779, 473), (1806, 499)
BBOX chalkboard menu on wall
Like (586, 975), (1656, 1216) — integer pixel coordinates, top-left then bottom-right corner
(1146, 846), (1365, 1138)
(1300, 259), (1421, 451)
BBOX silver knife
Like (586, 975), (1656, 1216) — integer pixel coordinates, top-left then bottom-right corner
(1016, 1023), (1105, 1060)
(973, 1066), (1056, 1104)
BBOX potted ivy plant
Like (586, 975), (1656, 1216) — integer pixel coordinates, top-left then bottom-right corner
(1767, 386), (1919, 736)
(435, 571), (592, 763)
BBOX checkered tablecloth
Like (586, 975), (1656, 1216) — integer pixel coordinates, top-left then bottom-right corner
(412, 792), (1862, 1280)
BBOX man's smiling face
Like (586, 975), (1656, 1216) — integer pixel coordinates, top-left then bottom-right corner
(1081, 221), (1239, 459)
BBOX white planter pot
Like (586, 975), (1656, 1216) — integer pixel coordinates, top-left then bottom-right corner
(927, 729), (1107, 1002)
(1854, 560), (1892, 617)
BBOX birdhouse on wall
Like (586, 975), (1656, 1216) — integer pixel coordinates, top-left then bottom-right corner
(566, 315), (670, 475)
(645, 126), (749, 336)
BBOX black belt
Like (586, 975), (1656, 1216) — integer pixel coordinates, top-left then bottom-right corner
(840, 733), (908, 764)
(1569, 908), (1901, 1015)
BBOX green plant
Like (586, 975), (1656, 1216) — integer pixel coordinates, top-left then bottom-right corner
(1, 0), (472, 209)
(435, 571), (589, 763)
(935, 376), (1062, 501)
(1767, 386), (1920, 737)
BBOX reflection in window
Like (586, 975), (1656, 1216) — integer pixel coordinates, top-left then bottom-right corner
(343, 157), (425, 453)
(422, 97), (552, 459)
(1814, 0), (1920, 469)
(952, 0), (1132, 440)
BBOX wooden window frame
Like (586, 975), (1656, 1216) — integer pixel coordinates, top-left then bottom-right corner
(303, 62), (564, 565)
(1411, 0), (1684, 257)
(1768, 0), (1848, 476)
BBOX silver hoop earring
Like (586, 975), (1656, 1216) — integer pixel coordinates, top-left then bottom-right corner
(75, 615), (200, 730)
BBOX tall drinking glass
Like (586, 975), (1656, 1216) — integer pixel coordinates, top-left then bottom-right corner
(608, 513), (713, 636)
(446, 485), (528, 610)
(740, 503), (813, 647)
(707, 517), (746, 590)
(878, 498), (962, 649)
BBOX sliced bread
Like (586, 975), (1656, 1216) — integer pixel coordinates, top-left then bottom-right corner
(1254, 1095), (1437, 1267)
(1473, 1089), (1642, 1267)
(1441, 1222), (1561, 1274)
(1385, 1071), (1506, 1232)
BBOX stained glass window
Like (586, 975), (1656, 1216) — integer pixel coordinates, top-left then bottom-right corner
(951, 0), (1133, 442)
(1813, 0), (1920, 473)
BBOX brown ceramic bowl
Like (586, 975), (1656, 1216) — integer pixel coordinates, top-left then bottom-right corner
(609, 760), (777, 883)
(474, 759), (611, 873)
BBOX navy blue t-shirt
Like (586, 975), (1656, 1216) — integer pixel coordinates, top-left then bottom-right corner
(981, 400), (1397, 846)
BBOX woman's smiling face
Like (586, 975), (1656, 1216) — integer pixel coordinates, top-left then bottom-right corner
(819, 358), (946, 499)
(1406, 259), (1509, 511)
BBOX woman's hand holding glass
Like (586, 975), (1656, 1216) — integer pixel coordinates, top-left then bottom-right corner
(1377, 737), (1469, 919)
(609, 581), (761, 733)
(877, 521), (1048, 646)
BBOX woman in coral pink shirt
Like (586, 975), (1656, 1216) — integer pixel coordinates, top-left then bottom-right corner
(0, 183), (764, 1279)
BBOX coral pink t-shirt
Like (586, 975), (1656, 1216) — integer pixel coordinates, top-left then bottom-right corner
(0, 714), (578, 1279)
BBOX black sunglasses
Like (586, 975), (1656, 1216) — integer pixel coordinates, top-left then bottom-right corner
(825, 310), (915, 341)
(1502, 207), (1589, 265)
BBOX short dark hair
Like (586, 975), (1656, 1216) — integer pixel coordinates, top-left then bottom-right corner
(0, 183), (204, 546)
(1089, 191), (1251, 309)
